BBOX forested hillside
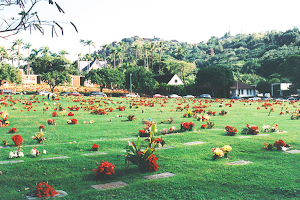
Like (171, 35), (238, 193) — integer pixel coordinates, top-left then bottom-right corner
(94, 28), (300, 88)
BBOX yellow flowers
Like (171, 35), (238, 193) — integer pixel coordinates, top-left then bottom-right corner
(212, 148), (224, 157)
(222, 145), (232, 153)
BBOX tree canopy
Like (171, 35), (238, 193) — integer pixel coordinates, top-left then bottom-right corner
(0, 63), (22, 86)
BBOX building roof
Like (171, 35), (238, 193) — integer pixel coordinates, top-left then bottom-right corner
(154, 74), (176, 84)
(80, 59), (106, 72)
(230, 81), (255, 90)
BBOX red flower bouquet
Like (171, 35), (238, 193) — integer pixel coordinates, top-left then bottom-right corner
(8, 127), (17, 133)
(146, 154), (159, 172)
(225, 125), (237, 136)
(201, 124), (207, 129)
(67, 112), (74, 116)
(33, 182), (58, 198)
(52, 112), (58, 117)
(39, 125), (45, 131)
(91, 161), (115, 178)
(139, 129), (149, 137)
(242, 124), (259, 135)
(47, 119), (56, 125)
(180, 122), (195, 131)
(67, 118), (77, 124)
(92, 144), (100, 151)
(12, 135), (23, 146)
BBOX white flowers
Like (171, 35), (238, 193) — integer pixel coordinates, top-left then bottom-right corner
(8, 150), (24, 159)
(30, 147), (40, 157)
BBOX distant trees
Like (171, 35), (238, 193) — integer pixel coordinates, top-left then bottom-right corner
(0, 63), (22, 86)
(196, 65), (234, 97)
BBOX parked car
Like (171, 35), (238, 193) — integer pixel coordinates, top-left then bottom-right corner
(199, 94), (212, 99)
(169, 94), (181, 98)
(125, 93), (139, 98)
(153, 94), (165, 98)
(248, 97), (261, 100)
(230, 96), (243, 100)
(60, 92), (71, 96)
(0, 89), (12, 95)
(38, 91), (56, 96)
(183, 95), (195, 98)
(89, 91), (107, 97)
(286, 97), (297, 101)
(69, 92), (83, 96)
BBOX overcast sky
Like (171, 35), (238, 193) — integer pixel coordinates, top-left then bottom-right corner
(1, 0), (300, 61)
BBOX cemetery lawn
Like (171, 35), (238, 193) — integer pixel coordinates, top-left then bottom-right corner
(1, 95), (300, 199)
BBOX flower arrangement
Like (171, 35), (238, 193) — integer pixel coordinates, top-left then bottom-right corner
(125, 139), (158, 172)
(206, 120), (215, 129)
(47, 119), (56, 125)
(224, 125), (237, 136)
(212, 145), (232, 160)
(31, 132), (46, 143)
(9, 148), (24, 159)
(183, 110), (192, 118)
(67, 118), (77, 124)
(138, 129), (149, 137)
(68, 105), (80, 111)
(92, 144), (100, 151)
(271, 124), (278, 132)
(168, 126), (177, 133)
(33, 182), (58, 198)
(127, 115), (136, 121)
(12, 135), (23, 146)
(207, 110), (216, 116)
(160, 128), (168, 134)
(197, 114), (210, 122)
(8, 127), (17, 133)
(91, 161), (115, 178)
(180, 122), (195, 131)
(201, 124), (207, 129)
(212, 148), (224, 160)
(219, 110), (228, 116)
(161, 117), (175, 124)
(263, 140), (291, 151)
(30, 147), (40, 157)
(291, 110), (300, 120)
(67, 112), (74, 116)
(151, 137), (166, 148)
(241, 124), (259, 135)
(52, 112), (58, 117)
(91, 108), (107, 115)
(262, 125), (270, 132)
(0, 110), (9, 127)
(39, 125), (45, 132)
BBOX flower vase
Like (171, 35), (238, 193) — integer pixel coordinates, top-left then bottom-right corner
(212, 154), (218, 160)
(39, 128), (43, 132)
(92, 148), (98, 151)
(224, 153), (228, 158)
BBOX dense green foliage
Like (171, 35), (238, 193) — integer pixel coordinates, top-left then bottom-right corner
(0, 63), (22, 86)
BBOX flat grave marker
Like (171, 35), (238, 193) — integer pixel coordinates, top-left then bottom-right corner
(156, 146), (174, 150)
(284, 150), (300, 154)
(183, 141), (205, 145)
(237, 136), (251, 138)
(91, 181), (128, 190)
(144, 172), (176, 180)
(82, 152), (107, 156)
(0, 160), (25, 164)
(40, 156), (69, 160)
(226, 160), (253, 165)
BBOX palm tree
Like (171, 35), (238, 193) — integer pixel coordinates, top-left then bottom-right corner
(110, 47), (117, 70)
(102, 44), (110, 67)
(13, 38), (23, 67)
(85, 40), (95, 71)
(142, 43), (150, 70)
(149, 42), (156, 70)
(118, 41), (126, 65)
(22, 42), (32, 75)
(9, 45), (16, 67)
(59, 50), (69, 58)
(0, 46), (7, 63)
(39, 46), (50, 57)
(131, 44), (139, 60)
(157, 41), (166, 72)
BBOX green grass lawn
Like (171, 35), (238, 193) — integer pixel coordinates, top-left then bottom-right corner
(1, 95), (300, 199)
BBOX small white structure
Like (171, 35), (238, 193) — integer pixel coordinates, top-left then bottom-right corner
(230, 81), (256, 98)
(271, 83), (292, 97)
(154, 74), (184, 85)
(77, 59), (106, 73)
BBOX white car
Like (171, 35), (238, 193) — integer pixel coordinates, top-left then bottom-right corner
(169, 94), (181, 98)
(38, 91), (56, 96)
(125, 93), (140, 98)
(183, 95), (195, 98)
(248, 97), (261, 100)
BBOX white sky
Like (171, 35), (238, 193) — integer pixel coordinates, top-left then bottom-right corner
(1, 0), (300, 61)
